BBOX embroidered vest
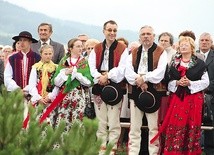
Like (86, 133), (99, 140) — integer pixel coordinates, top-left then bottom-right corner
(94, 42), (126, 70)
(9, 51), (41, 89)
(130, 44), (166, 92)
(92, 41), (127, 95)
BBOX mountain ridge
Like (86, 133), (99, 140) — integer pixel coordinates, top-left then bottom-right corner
(0, 0), (138, 46)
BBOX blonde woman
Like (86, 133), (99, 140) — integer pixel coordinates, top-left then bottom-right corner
(85, 38), (100, 58)
(28, 45), (58, 105)
(151, 36), (209, 155)
(26, 45), (58, 127)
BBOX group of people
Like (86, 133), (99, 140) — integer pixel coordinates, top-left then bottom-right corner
(0, 20), (213, 155)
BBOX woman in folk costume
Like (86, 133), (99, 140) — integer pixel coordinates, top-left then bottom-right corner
(39, 38), (93, 130)
(25, 45), (58, 127)
(151, 36), (209, 155)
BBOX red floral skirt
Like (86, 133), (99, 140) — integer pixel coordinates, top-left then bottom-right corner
(159, 92), (204, 155)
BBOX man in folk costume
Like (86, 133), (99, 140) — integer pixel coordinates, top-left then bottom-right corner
(4, 31), (41, 126)
(88, 20), (129, 155)
(125, 25), (167, 155)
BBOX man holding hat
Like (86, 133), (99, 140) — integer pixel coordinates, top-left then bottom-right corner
(88, 20), (129, 155)
(4, 31), (41, 122)
(125, 25), (167, 155)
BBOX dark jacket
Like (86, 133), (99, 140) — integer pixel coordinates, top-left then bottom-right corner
(31, 39), (65, 64)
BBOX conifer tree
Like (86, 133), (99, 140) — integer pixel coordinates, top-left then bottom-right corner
(0, 87), (115, 155)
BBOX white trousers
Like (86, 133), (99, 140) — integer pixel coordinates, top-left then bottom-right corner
(128, 99), (160, 155)
(93, 95), (122, 151)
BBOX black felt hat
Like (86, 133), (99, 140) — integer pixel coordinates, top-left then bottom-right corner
(12, 31), (38, 43)
(101, 82), (123, 106)
(135, 91), (160, 113)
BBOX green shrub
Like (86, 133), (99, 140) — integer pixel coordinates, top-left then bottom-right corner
(0, 87), (112, 155)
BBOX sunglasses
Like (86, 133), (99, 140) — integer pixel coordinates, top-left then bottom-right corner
(105, 29), (117, 33)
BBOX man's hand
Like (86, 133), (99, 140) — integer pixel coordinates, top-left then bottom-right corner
(98, 73), (109, 86)
(140, 83), (148, 92)
(135, 76), (145, 88)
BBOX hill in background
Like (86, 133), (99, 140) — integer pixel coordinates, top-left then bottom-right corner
(0, 0), (139, 46)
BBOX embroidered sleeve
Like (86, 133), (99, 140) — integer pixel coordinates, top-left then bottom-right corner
(4, 61), (20, 91)
(188, 71), (209, 94)
(168, 80), (178, 93)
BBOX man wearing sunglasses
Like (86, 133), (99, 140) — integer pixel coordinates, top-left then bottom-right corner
(88, 20), (129, 155)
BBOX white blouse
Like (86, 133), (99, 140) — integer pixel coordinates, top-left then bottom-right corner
(168, 70), (209, 94)
(54, 57), (91, 88)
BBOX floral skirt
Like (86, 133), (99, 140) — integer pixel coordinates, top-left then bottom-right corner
(160, 92), (204, 155)
(54, 87), (86, 132)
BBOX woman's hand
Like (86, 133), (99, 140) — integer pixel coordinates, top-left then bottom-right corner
(182, 76), (190, 86)
(39, 97), (51, 105)
(65, 67), (74, 75)
(177, 76), (190, 87)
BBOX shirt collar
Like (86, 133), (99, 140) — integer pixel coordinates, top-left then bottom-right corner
(200, 50), (210, 60)
(41, 39), (50, 45)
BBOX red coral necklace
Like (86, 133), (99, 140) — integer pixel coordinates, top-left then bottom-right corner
(181, 58), (190, 63)
(70, 56), (80, 67)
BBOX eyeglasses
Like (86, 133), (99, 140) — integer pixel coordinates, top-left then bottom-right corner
(87, 47), (94, 50)
(159, 39), (169, 43)
(179, 44), (189, 48)
(73, 45), (83, 48)
(105, 29), (117, 33)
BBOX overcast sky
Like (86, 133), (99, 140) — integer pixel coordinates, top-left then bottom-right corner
(4, 0), (214, 41)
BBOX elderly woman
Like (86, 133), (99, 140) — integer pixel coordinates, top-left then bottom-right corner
(151, 36), (209, 155)
(40, 38), (93, 131)
(84, 38), (100, 58)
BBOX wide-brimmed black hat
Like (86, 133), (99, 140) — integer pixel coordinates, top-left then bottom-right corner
(135, 91), (160, 113)
(101, 82), (123, 106)
(12, 31), (38, 43)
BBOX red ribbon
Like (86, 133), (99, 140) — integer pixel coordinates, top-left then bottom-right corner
(39, 90), (66, 124)
(178, 65), (187, 77)
(22, 102), (37, 129)
(23, 114), (29, 129)
(37, 81), (42, 95)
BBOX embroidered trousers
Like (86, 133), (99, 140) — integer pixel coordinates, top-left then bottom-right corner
(93, 95), (122, 154)
(128, 99), (160, 155)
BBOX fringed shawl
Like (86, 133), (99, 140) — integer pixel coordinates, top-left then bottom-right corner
(32, 60), (57, 97)
(169, 55), (206, 100)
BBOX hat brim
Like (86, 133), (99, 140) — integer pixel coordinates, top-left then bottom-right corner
(135, 91), (160, 113)
(101, 83), (123, 106)
(12, 36), (38, 43)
